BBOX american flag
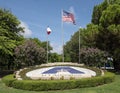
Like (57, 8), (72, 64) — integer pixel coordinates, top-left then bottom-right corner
(62, 10), (75, 25)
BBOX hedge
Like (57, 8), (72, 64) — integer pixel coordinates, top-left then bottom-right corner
(2, 72), (115, 91)
(2, 74), (16, 87)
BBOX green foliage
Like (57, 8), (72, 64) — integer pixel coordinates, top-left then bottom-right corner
(92, 0), (108, 24)
(29, 38), (52, 51)
(80, 47), (108, 67)
(96, 25), (120, 53)
(64, 0), (120, 71)
(14, 39), (46, 68)
(2, 72), (115, 91)
(84, 0), (120, 71)
(0, 9), (23, 34)
(64, 31), (79, 62)
(1, 75), (120, 93)
(49, 53), (62, 62)
(2, 74), (16, 87)
(92, 0), (120, 25)
(112, 48), (120, 71)
(64, 24), (99, 62)
(94, 2), (120, 71)
(108, 0), (120, 5)
(80, 24), (99, 47)
(100, 4), (120, 28)
(0, 8), (24, 70)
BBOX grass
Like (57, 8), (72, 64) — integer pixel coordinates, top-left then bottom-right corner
(0, 74), (120, 93)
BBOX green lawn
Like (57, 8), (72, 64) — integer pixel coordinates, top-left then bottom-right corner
(0, 75), (120, 93)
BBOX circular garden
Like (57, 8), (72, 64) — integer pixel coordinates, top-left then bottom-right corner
(2, 62), (115, 91)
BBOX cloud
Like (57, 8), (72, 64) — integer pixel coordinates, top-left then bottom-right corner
(19, 21), (32, 37)
(50, 43), (63, 54)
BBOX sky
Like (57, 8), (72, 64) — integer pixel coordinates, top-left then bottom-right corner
(0, 0), (103, 54)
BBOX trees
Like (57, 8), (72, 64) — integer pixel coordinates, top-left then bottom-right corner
(64, 0), (120, 70)
(64, 24), (99, 62)
(0, 8), (53, 70)
(0, 8), (24, 70)
(64, 31), (79, 62)
(92, 0), (108, 25)
(100, 4), (120, 28)
(80, 24), (99, 47)
(90, 1), (120, 70)
(92, 1), (120, 71)
(49, 53), (62, 62)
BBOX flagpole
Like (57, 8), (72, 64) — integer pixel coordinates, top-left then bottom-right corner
(62, 9), (76, 62)
(61, 9), (64, 62)
(46, 27), (52, 63)
(78, 26), (82, 64)
(79, 28), (80, 64)
(47, 33), (48, 63)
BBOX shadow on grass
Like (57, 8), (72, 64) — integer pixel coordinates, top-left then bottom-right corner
(106, 69), (120, 75)
(0, 70), (14, 78)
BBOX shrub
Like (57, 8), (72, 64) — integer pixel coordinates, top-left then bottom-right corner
(2, 72), (115, 91)
(103, 72), (115, 83)
(80, 47), (108, 67)
(2, 74), (16, 87)
(14, 40), (46, 68)
(75, 72), (114, 88)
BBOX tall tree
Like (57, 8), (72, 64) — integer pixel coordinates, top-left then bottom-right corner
(92, 0), (108, 24)
(0, 8), (24, 70)
(80, 24), (99, 47)
(93, 2), (120, 71)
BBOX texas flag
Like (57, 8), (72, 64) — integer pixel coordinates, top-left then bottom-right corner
(47, 27), (52, 35)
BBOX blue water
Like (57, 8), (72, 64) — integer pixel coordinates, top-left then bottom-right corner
(42, 66), (84, 74)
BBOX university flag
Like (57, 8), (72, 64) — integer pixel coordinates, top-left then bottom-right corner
(47, 27), (52, 35)
(62, 10), (75, 25)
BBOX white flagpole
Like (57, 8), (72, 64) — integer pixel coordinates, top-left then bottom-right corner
(47, 33), (48, 63)
(79, 28), (80, 64)
(61, 9), (64, 62)
(79, 27), (81, 64)
(46, 27), (52, 63)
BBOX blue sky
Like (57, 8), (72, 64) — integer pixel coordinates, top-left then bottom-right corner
(0, 0), (103, 54)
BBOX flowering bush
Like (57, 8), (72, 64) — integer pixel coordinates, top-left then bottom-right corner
(14, 40), (46, 68)
(80, 47), (108, 67)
